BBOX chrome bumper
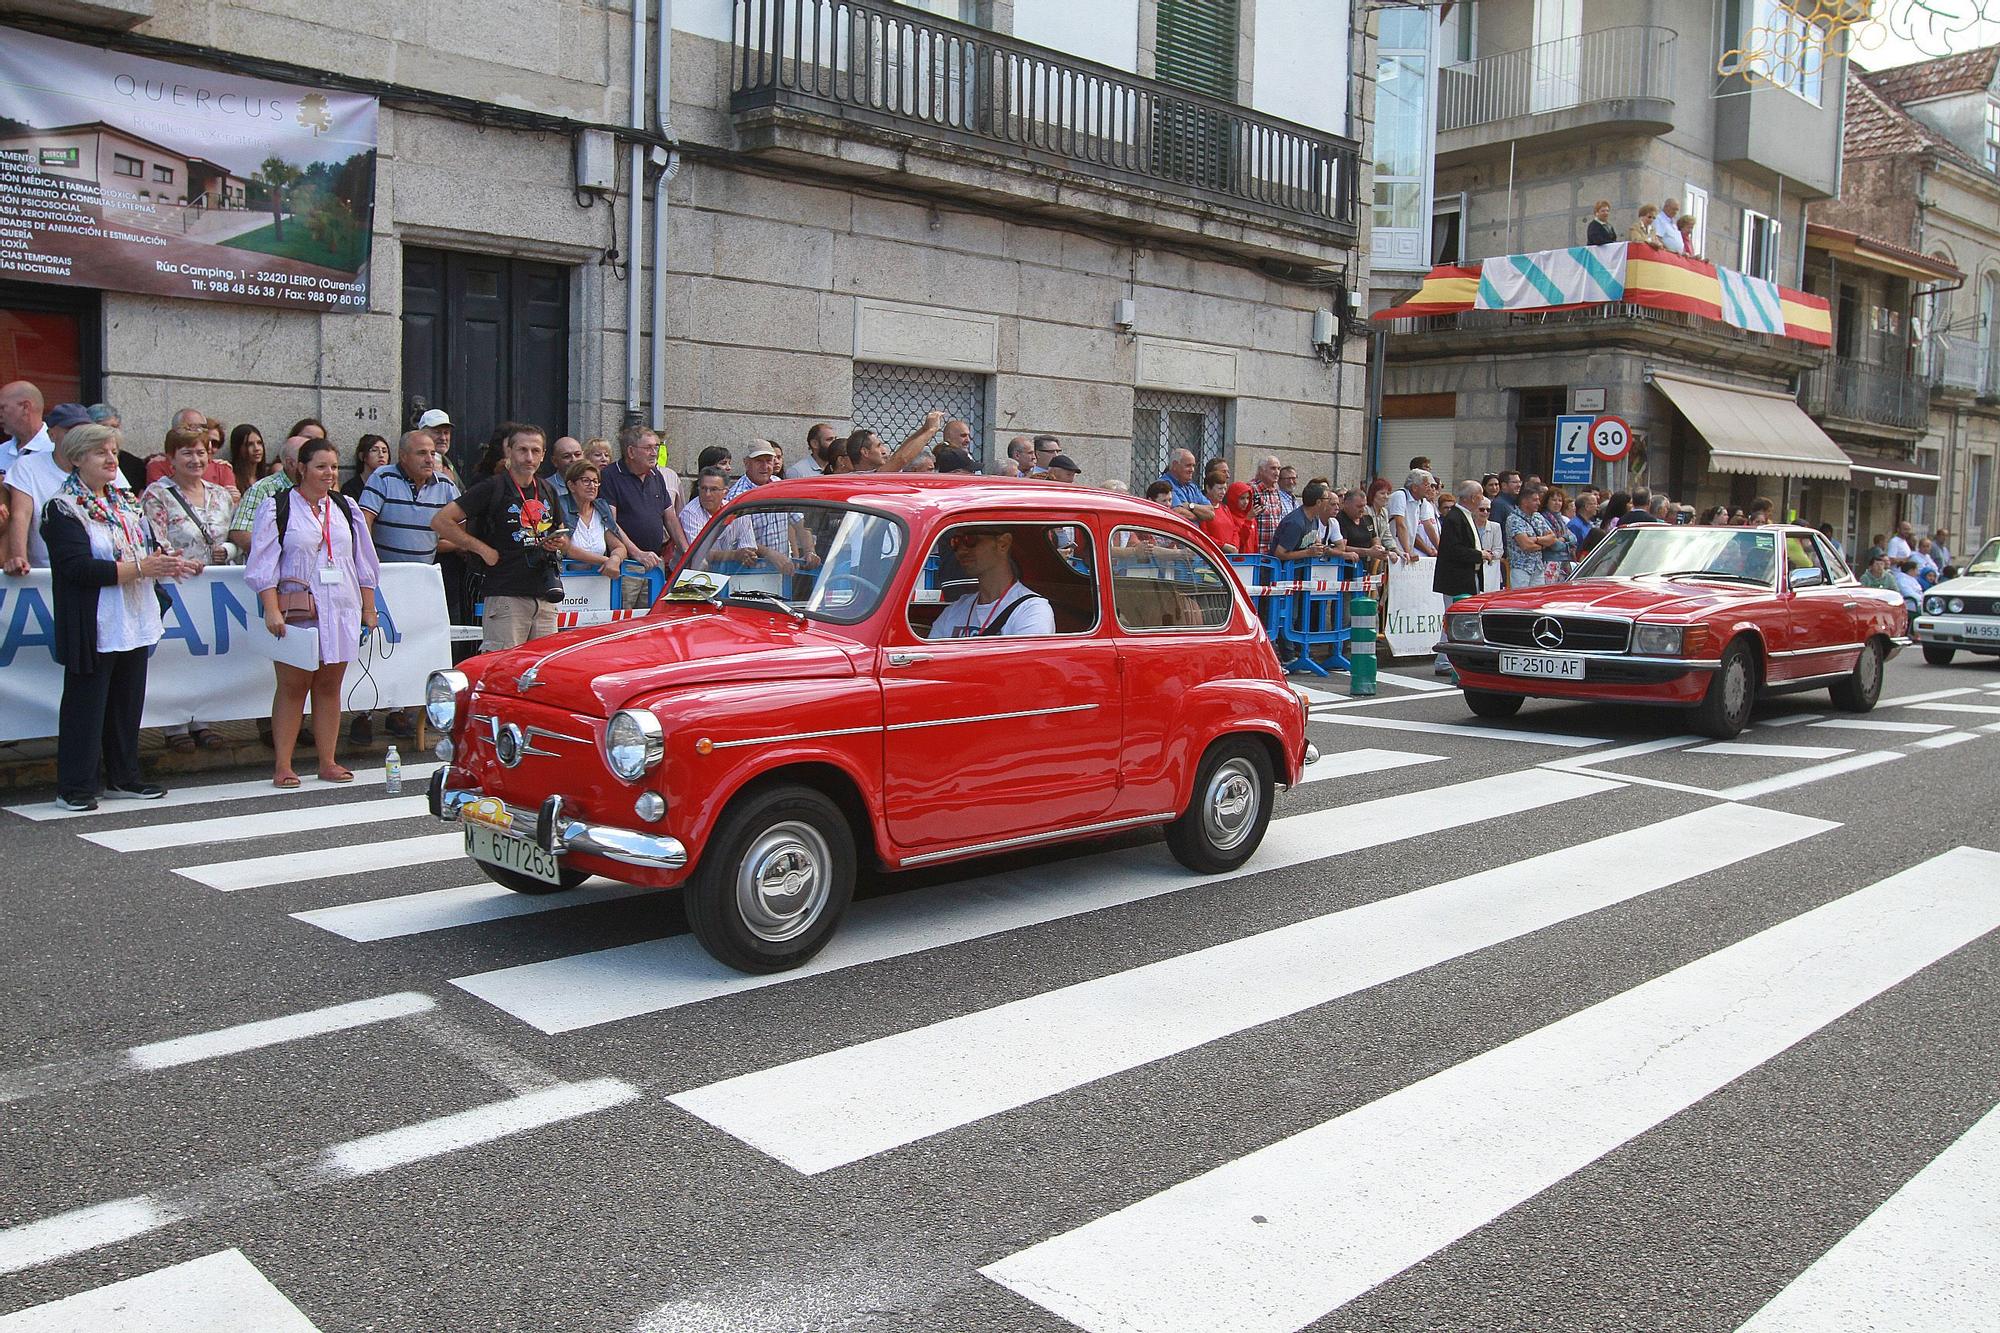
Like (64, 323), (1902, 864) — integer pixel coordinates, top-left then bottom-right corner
(429, 770), (688, 871)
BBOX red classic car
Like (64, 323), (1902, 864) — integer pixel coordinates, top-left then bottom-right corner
(425, 476), (1310, 972)
(1438, 523), (1908, 738)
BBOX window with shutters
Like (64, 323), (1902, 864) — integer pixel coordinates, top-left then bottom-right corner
(1150, 0), (1238, 192)
(853, 364), (989, 464)
(1132, 390), (1225, 492)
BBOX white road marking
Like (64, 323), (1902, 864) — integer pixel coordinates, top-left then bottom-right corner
(316, 1077), (637, 1178)
(1370, 671), (1458, 693)
(292, 880), (651, 942)
(1753, 714), (1824, 728)
(1289, 747), (1442, 789)
(0, 1198), (175, 1278)
(175, 832), (465, 892)
(1880, 687), (1981, 708)
(1688, 742), (1852, 760)
(1292, 684), (1348, 705)
(671, 805), (1835, 1175)
(3, 765), (438, 822)
(1736, 1102), (2000, 1333)
(1809, 718), (1952, 735)
(1540, 736), (1704, 775)
(1312, 714), (1610, 748)
(1310, 690), (1463, 712)
(0, 993), (436, 1105)
(1901, 701), (2000, 717)
(1715, 751), (1904, 802)
(1909, 731), (1979, 751)
(83, 796), (432, 853)
(980, 848), (2000, 1333)
(454, 771), (1621, 1034)
(0, 1248), (322, 1332)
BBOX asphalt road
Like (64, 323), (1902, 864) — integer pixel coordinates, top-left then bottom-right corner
(1, 651), (1996, 1332)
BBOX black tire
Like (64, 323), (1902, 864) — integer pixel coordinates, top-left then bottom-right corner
(1463, 689), (1525, 719)
(1830, 638), (1885, 713)
(1693, 638), (1758, 739)
(683, 783), (855, 974)
(1923, 644), (1957, 667)
(474, 860), (591, 895)
(1166, 738), (1275, 874)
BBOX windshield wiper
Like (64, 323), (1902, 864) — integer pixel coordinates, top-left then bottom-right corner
(1657, 570), (1769, 585)
(730, 587), (808, 625)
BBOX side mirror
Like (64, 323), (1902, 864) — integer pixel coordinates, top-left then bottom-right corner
(1789, 566), (1825, 590)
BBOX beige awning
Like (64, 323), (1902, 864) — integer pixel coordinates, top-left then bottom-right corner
(1650, 373), (1852, 481)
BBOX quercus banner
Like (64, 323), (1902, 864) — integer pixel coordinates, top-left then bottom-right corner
(0, 26), (377, 310)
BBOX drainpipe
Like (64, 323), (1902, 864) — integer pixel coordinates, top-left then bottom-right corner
(625, 0), (648, 424)
(650, 0), (683, 428)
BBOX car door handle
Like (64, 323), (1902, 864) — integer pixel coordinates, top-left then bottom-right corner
(1841, 601), (1859, 609)
(886, 652), (932, 667)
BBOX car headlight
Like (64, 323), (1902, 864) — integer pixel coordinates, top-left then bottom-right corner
(1949, 598), (1966, 614)
(1926, 597), (1945, 616)
(1446, 612), (1482, 643)
(426, 670), (468, 731)
(605, 709), (664, 781)
(1631, 623), (1686, 656)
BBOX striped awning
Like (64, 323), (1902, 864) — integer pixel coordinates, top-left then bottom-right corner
(1650, 373), (1852, 481)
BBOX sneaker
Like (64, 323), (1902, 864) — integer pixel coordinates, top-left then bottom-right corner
(104, 782), (167, 800)
(349, 713), (374, 744)
(54, 793), (97, 812)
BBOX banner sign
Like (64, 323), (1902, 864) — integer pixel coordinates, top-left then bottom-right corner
(0, 564), (448, 742)
(0, 26), (377, 309)
(1384, 557), (1447, 657)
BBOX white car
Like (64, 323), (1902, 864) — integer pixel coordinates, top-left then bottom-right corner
(1913, 537), (2000, 665)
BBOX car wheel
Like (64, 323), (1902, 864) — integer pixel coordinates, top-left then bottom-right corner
(684, 783), (855, 974)
(1693, 638), (1758, 739)
(474, 861), (592, 895)
(1165, 738), (1274, 874)
(1830, 638), (1885, 713)
(1922, 644), (1957, 667)
(1463, 689), (1525, 719)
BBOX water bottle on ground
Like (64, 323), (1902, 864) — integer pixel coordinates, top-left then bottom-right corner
(384, 745), (402, 794)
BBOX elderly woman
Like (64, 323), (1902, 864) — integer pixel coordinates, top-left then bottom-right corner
(246, 437), (381, 788)
(1506, 482), (1566, 587)
(42, 424), (194, 810)
(141, 425), (240, 752)
(558, 460), (633, 577)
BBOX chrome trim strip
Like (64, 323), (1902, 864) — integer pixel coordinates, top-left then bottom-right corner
(525, 725), (590, 745)
(885, 703), (1098, 732)
(900, 811), (1177, 866)
(709, 724), (887, 750)
(1766, 642), (1864, 659)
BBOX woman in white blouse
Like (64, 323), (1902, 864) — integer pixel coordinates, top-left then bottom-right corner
(140, 425), (239, 751)
(558, 461), (633, 576)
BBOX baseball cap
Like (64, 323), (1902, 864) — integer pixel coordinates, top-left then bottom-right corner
(46, 403), (91, 428)
(416, 409), (451, 429)
(745, 440), (780, 460)
(1047, 454), (1083, 474)
(935, 446), (977, 474)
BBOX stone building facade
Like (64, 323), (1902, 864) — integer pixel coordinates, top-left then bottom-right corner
(0, 0), (1369, 490)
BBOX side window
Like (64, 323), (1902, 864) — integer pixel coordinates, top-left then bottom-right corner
(1111, 528), (1234, 632)
(1784, 535), (1826, 583)
(906, 522), (1098, 640)
(1812, 533), (1852, 582)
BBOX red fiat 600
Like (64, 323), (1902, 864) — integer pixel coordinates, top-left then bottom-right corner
(426, 476), (1310, 973)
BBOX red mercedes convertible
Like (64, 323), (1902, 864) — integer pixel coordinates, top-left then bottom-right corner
(1438, 524), (1908, 738)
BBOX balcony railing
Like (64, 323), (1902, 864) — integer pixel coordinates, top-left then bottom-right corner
(1799, 355), (1931, 432)
(730, 0), (1359, 232)
(1438, 25), (1676, 133)
(1927, 339), (1989, 395)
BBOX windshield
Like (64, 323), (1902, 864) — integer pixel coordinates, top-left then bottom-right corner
(1574, 525), (1781, 587)
(669, 501), (904, 623)
(1968, 538), (2000, 577)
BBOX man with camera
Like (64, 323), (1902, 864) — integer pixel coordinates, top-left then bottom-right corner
(431, 423), (569, 652)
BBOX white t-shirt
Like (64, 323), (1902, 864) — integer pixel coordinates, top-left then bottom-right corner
(927, 581), (1055, 639)
(1885, 535), (1913, 561)
(1415, 497), (1440, 554)
(0, 425), (51, 478)
(1653, 211), (1686, 253)
(7, 448), (73, 567)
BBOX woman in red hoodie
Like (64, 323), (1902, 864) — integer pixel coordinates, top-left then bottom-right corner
(1202, 479), (1259, 554)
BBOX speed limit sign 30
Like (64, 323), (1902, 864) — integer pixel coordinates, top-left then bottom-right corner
(1588, 414), (1632, 462)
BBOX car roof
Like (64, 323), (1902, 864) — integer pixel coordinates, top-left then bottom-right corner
(739, 472), (1191, 527)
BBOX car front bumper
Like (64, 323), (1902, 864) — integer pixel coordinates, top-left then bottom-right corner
(428, 769), (688, 871)
(1913, 616), (2000, 651)
(1436, 644), (1716, 705)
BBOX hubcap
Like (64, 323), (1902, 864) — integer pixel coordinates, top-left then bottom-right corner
(1860, 645), (1881, 694)
(735, 820), (831, 944)
(1202, 757), (1261, 853)
(1723, 656), (1750, 720)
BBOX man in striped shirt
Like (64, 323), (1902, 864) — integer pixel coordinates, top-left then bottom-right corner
(360, 429), (462, 738)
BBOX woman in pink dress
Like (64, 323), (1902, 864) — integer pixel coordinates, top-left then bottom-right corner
(245, 437), (381, 787)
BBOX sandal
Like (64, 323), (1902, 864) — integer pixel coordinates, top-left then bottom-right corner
(273, 772), (302, 789)
(166, 733), (197, 754)
(317, 765), (354, 783)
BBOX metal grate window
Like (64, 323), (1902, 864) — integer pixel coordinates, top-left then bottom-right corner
(1132, 389), (1225, 492)
(852, 363), (988, 463)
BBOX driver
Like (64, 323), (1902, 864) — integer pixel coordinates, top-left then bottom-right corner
(927, 527), (1054, 638)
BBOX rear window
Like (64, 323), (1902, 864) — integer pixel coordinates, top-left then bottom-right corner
(1110, 528), (1233, 631)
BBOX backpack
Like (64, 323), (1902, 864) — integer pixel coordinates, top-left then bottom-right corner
(273, 486), (358, 548)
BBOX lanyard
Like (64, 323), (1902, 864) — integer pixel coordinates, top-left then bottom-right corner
(975, 585), (1013, 634)
(313, 496), (334, 563)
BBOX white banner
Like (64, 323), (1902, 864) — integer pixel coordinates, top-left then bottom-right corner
(1384, 557), (1447, 657)
(0, 564), (450, 741)
(555, 570), (617, 625)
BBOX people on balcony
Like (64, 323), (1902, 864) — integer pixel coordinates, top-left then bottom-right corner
(1629, 205), (1666, 250)
(1654, 199), (1687, 254)
(1586, 200), (1617, 247)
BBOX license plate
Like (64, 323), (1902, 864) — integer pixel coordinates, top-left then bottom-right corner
(1498, 651), (1585, 680)
(1964, 622), (2000, 640)
(465, 823), (562, 884)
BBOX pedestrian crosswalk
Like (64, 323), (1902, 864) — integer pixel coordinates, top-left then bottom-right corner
(3, 744), (1996, 1331)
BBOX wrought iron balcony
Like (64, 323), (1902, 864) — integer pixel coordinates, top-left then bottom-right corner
(1799, 355), (1931, 433)
(1438, 25), (1676, 148)
(729, 0), (1359, 237)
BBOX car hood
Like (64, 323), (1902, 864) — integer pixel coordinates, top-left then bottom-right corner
(1925, 573), (2000, 600)
(1463, 577), (1760, 620)
(468, 605), (862, 714)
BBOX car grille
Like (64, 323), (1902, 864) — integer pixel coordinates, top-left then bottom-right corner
(1483, 613), (1631, 653)
(1957, 596), (1998, 617)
